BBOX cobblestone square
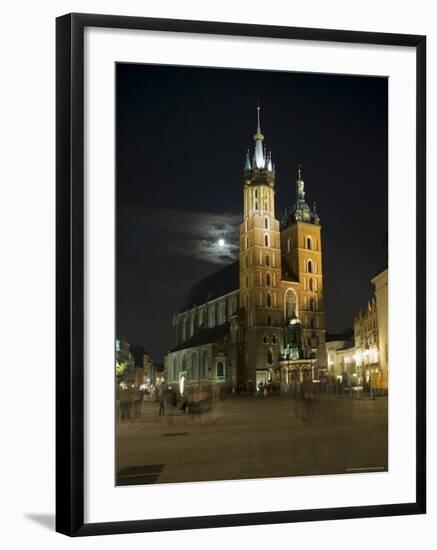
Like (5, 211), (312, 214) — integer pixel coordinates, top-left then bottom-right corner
(116, 394), (388, 485)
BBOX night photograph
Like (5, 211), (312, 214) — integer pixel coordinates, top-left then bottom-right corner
(114, 62), (389, 486)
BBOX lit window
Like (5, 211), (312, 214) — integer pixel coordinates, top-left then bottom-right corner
(216, 362), (225, 378)
(202, 351), (209, 379)
(191, 353), (198, 379)
(209, 305), (215, 327)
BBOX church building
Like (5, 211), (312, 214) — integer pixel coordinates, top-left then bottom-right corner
(164, 107), (327, 392)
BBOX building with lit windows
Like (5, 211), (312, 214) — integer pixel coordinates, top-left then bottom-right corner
(372, 268), (388, 375)
(164, 107), (327, 392)
(354, 298), (380, 383)
(325, 330), (356, 383)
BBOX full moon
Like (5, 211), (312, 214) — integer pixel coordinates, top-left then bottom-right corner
(218, 239), (225, 247)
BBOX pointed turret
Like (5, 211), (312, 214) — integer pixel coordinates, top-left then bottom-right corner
(267, 150), (273, 172)
(244, 149), (252, 171)
(296, 163), (306, 202)
(313, 201), (320, 224)
(282, 164), (319, 226)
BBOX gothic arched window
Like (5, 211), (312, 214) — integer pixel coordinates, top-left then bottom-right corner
(284, 288), (298, 320)
(264, 216), (269, 229)
(306, 236), (313, 250)
(307, 259), (313, 273)
(216, 361), (225, 378)
(264, 234), (269, 247)
(265, 254), (270, 266)
(208, 304), (215, 327)
(266, 273), (271, 287)
(218, 302), (226, 324)
(266, 293), (272, 308)
(202, 351), (209, 379)
(267, 349), (273, 365)
(191, 353), (198, 379)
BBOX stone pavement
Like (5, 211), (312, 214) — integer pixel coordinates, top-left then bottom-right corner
(116, 394), (388, 485)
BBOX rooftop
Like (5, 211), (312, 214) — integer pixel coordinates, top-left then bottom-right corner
(179, 261), (240, 313)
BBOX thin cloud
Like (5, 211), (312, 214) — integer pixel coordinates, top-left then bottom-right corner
(118, 205), (241, 265)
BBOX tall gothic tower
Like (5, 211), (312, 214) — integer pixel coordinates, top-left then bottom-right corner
(281, 167), (327, 373)
(239, 107), (282, 385)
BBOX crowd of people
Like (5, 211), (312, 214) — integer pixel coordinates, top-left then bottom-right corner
(116, 384), (145, 420)
(116, 382), (215, 421)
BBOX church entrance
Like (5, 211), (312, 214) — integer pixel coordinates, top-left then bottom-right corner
(256, 370), (268, 389)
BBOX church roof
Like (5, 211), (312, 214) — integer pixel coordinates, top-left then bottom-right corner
(170, 322), (230, 352)
(179, 261), (240, 313)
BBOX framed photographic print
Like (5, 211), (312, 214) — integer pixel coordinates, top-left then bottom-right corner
(56, 13), (426, 536)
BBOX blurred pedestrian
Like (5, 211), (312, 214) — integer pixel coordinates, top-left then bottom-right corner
(119, 384), (132, 420)
(133, 387), (144, 418)
(158, 387), (165, 416)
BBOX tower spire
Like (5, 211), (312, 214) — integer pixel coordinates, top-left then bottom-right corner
(253, 103), (265, 169)
(296, 163), (305, 201)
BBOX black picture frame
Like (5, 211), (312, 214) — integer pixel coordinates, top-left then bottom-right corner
(56, 12), (426, 537)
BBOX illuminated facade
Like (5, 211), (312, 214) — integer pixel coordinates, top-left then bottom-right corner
(354, 298), (380, 383)
(164, 108), (327, 392)
(326, 338), (357, 383)
(372, 268), (388, 374)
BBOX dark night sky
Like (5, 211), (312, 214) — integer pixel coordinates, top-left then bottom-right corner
(116, 63), (388, 363)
